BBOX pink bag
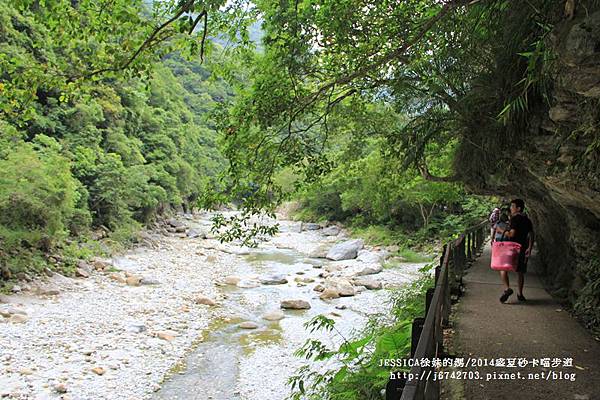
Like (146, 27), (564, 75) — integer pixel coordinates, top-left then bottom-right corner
(491, 241), (522, 271)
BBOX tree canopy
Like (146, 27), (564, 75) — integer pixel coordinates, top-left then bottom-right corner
(218, 0), (565, 206)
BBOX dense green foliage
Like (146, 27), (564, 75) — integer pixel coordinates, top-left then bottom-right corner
(0, 136), (79, 249)
(211, 0), (509, 242)
(0, 2), (236, 280)
(215, 1), (590, 223)
(285, 136), (494, 253)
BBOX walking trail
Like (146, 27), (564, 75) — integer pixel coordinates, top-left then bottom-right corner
(446, 243), (600, 400)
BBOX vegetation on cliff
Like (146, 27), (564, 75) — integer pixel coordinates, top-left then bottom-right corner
(0, 1), (237, 281)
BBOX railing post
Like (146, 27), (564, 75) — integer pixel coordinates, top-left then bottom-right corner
(452, 243), (460, 281)
(435, 244), (446, 284)
(460, 238), (466, 272)
(453, 241), (463, 292)
(386, 374), (406, 400)
(446, 245), (454, 288)
(466, 233), (472, 260)
(442, 264), (450, 327)
(451, 246), (458, 292)
(410, 317), (425, 358)
(426, 287), (435, 314)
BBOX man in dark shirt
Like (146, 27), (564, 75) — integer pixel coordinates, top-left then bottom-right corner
(497, 198), (535, 303)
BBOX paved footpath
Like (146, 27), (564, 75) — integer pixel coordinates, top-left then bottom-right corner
(447, 243), (600, 400)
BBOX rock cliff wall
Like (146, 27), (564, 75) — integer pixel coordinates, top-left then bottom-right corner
(459, 8), (600, 334)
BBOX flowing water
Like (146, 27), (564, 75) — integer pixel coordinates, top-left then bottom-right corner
(154, 233), (426, 400)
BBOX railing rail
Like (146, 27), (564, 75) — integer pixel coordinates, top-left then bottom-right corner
(386, 220), (489, 400)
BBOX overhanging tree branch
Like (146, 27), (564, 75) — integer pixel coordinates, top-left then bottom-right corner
(418, 161), (459, 183)
(83, 0), (198, 79)
(295, 0), (478, 112)
(200, 11), (209, 62)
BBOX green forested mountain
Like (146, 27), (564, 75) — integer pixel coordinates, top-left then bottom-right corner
(0, 2), (232, 276)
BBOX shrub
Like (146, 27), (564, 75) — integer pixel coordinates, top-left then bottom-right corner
(0, 136), (82, 252)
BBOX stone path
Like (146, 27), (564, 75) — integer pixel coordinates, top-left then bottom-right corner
(447, 243), (600, 400)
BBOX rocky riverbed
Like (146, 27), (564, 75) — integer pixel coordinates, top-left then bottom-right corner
(0, 212), (430, 400)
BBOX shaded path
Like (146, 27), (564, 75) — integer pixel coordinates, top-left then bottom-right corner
(447, 243), (600, 400)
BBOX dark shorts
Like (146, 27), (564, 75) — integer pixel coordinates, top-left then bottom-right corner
(516, 250), (528, 273)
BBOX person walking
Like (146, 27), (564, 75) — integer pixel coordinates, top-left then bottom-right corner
(497, 199), (534, 303)
(489, 207), (501, 242)
(493, 210), (510, 243)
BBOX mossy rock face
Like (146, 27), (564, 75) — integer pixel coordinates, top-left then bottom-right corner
(455, 9), (600, 335)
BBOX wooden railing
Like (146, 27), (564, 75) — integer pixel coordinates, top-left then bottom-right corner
(386, 220), (489, 400)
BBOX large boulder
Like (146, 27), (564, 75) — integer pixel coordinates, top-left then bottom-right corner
(280, 299), (311, 310)
(90, 257), (111, 271)
(356, 264), (383, 276)
(75, 267), (90, 278)
(322, 226), (341, 236)
(9, 314), (29, 323)
(186, 228), (206, 239)
(351, 277), (383, 290)
(326, 239), (364, 261)
(125, 276), (142, 287)
(194, 295), (217, 306)
(259, 274), (288, 285)
(313, 284), (325, 292)
(319, 288), (340, 299)
(323, 278), (355, 297)
(294, 276), (315, 284)
(262, 311), (285, 321)
(336, 282), (356, 297)
(76, 260), (92, 274)
(357, 249), (388, 264)
(302, 223), (321, 231)
(166, 218), (185, 229)
(308, 244), (329, 258)
(239, 321), (259, 329)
